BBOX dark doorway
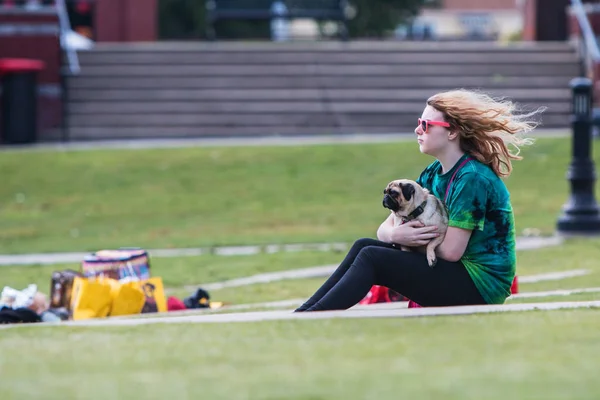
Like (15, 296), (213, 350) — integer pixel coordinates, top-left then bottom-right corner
(535, 0), (569, 41)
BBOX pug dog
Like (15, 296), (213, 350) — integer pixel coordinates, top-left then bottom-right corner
(382, 179), (448, 267)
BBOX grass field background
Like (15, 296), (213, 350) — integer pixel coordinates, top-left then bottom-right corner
(1, 310), (599, 400)
(1, 137), (595, 254)
(1, 136), (599, 399)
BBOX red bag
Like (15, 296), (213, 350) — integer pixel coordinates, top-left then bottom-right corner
(359, 285), (406, 305)
(511, 276), (519, 294)
(361, 276), (519, 308)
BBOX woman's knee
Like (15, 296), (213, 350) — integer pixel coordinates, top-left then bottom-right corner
(355, 245), (385, 267)
(357, 245), (415, 273)
(351, 238), (382, 250)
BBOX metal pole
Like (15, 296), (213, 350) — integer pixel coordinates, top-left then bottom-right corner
(557, 77), (600, 235)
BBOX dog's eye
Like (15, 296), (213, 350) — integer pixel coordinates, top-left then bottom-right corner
(390, 190), (399, 197)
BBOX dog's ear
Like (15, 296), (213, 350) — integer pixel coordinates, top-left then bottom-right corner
(400, 183), (415, 201)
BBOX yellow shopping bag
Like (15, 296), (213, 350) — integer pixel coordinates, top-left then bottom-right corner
(135, 277), (167, 314)
(70, 276), (112, 320)
(107, 280), (146, 317)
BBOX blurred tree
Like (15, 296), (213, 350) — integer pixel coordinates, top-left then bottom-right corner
(157, 0), (429, 40)
(158, 0), (270, 40)
(346, 0), (428, 38)
(212, 20), (271, 40)
(158, 0), (206, 39)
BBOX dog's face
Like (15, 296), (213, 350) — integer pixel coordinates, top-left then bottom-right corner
(382, 179), (427, 215)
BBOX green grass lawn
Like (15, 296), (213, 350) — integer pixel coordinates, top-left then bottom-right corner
(0, 137), (597, 254)
(1, 134), (599, 399)
(2, 237), (600, 400)
(2, 238), (599, 308)
(1, 309), (600, 400)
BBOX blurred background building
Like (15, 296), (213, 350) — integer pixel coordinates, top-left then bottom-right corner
(0, 0), (598, 143)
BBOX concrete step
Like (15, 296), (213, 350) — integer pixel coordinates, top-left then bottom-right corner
(76, 63), (580, 77)
(66, 113), (569, 140)
(64, 126), (366, 139)
(86, 41), (575, 52)
(62, 41), (578, 141)
(67, 99), (567, 115)
(67, 111), (568, 128)
(69, 113), (339, 127)
(77, 51), (578, 65)
(67, 88), (573, 102)
(67, 75), (574, 90)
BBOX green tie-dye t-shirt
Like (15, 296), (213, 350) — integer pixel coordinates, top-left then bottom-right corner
(416, 154), (516, 304)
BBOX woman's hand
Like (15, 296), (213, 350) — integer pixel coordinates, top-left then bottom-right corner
(389, 220), (439, 247)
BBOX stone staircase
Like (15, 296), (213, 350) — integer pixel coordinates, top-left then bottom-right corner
(58, 41), (580, 141)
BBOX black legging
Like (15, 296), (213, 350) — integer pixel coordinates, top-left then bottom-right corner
(295, 238), (485, 312)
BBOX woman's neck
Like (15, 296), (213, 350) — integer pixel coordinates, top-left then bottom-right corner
(437, 148), (466, 174)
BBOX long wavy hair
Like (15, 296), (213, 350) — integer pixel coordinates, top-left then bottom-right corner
(427, 89), (544, 177)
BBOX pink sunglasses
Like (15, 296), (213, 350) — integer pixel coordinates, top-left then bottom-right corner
(418, 118), (450, 133)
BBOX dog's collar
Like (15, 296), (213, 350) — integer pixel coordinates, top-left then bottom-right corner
(401, 200), (428, 223)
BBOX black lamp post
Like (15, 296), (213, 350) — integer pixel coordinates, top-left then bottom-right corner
(557, 77), (600, 235)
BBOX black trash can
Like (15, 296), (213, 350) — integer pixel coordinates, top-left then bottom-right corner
(0, 58), (45, 145)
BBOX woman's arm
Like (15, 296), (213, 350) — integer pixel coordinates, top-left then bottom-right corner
(376, 213), (395, 242)
(439, 171), (490, 262)
(378, 214), (440, 246)
(436, 226), (472, 262)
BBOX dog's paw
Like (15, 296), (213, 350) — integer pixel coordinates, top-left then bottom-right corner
(427, 255), (437, 268)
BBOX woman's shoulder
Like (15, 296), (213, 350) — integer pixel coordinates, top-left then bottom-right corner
(462, 159), (498, 180)
(459, 160), (510, 194)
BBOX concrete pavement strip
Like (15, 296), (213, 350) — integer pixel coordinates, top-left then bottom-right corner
(1, 300), (598, 330)
(0, 235), (563, 267)
(111, 286), (600, 320)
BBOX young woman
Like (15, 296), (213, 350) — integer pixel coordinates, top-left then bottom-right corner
(295, 89), (542, 312)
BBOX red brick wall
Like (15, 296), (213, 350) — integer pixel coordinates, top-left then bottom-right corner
(567, 4), (600, 38)
(524, 0), (598, 41)
(566, 2), (600, 102)
(522, 0), (536, 40)
(95, 0), (157, 42)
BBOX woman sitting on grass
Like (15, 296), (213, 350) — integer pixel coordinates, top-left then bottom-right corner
(295, 89), (544, 312)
